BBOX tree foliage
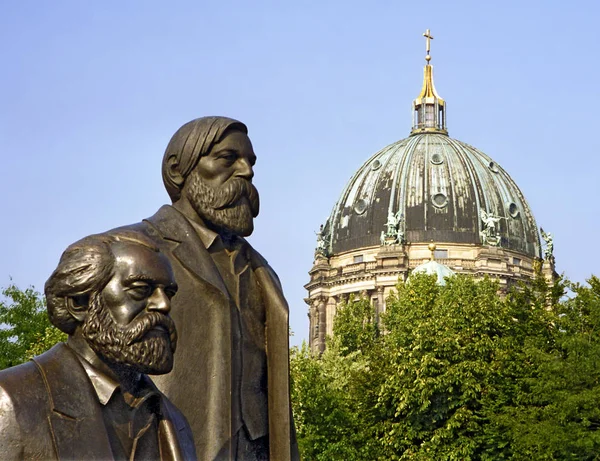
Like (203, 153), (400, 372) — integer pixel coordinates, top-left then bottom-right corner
(0, 284), (66, 370)
(25, 326), (68, 360)
(291, 295), (381, 460)
(291, 273), (600, 460)
(498, 276), (600, 459)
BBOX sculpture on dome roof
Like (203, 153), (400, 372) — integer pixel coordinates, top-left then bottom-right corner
(382, 210), (406, 246)
(315, 224), (330, 257)
(541, 227), (554, 260)
(480, 209), (505, 246)
(385, 210), (398, 235)
(396, 213), (406, 244)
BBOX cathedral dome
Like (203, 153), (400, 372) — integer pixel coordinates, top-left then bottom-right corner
(322, 33), (540, 259)
(307, 31), (547, 354)
(323, 131), (541, 258)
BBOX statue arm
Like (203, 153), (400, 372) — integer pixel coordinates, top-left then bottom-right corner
(0, 385), (23, 460)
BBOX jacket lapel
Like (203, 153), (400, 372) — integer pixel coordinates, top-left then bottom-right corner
(144, 205), (228, 298)
(158, 397), (197, 461)
(33, 344), (114, 461)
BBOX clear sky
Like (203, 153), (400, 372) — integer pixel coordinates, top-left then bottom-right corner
(1, 1), (598, 347)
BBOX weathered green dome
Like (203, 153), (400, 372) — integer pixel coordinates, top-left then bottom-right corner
(323, 132), (541, 258)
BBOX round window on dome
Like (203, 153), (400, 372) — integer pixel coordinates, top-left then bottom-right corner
(431, 153), (444, 165)
(354, 199), (368, 215)
(508, 202), (520, 218)
(488, 161), (499, 173)
(371, 160), (382, 170)
(432, 193), (448, 208)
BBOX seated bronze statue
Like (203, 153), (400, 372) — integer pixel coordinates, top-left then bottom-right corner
(0, 230), (197, 460)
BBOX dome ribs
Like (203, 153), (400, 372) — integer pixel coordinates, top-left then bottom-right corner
(327, 134), (540, 258)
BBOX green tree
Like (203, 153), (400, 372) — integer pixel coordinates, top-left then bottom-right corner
(291, 295), (382, 460)
(372, 274), (527, 460)
(25, 326), (68, 360)
(0, 284), (66, 369)
(291, 273), (600, 460)
(330, 294), (379, 356)
(498, 276), (600, 459)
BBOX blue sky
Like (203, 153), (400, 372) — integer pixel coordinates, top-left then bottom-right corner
(1, 1), (598, 346)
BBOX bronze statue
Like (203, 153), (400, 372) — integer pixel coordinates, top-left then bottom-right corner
(0, 230), (196, 460)
(116, 116), (299, 460)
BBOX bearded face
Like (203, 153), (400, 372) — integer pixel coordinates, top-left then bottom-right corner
(187, 172), (260, 237)
(82, 292), (178, 375)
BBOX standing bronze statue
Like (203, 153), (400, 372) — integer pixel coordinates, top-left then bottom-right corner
(0, 230), (196, 460)
(116, 116), (299, 460)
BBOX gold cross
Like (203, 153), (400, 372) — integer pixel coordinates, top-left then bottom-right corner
(423, 29), (434, 54)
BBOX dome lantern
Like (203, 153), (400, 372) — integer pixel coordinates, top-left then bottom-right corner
(411, 29), (447, 136)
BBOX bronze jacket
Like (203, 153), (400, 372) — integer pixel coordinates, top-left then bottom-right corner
(118, 205), (299, 461)
(0, 343), (196, 460)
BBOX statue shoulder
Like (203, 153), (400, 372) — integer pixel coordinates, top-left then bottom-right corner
(108, 205), (179, 242)
(0, 358), (50, 459)
(0, 380), (22, 460)
(107, 220), (156, 239)
(0, 359), (44, 398)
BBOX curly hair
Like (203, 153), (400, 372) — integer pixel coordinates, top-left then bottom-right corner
(44, 230), (158, 334)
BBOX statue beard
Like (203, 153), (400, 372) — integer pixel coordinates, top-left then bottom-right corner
(187, 173), (260, 237)
(82, 293), (178, 375)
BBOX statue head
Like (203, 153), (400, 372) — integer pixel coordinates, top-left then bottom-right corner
(162, 116), (260, 237)
(45, 230), (178, 375)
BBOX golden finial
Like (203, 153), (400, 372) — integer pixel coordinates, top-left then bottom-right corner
(428, 242), (436, 261)
(423, 29), (434, 62)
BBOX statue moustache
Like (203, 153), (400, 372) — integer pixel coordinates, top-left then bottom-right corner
(188, 175), (260, 237)
(82, 294), (178, 375)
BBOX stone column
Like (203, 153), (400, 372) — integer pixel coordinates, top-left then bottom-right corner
(377, 286), (385, 316)
(315, 296), (327, 353)
(309, 300), (319, 353)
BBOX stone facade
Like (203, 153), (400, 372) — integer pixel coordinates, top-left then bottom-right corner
(305, 242), (548, 353)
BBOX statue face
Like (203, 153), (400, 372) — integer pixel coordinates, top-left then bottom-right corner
(101, 242), (177, 326)
(82, 242), (179, 375)
(197, 130), (256, 188)
(186, 130), (260, 236)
